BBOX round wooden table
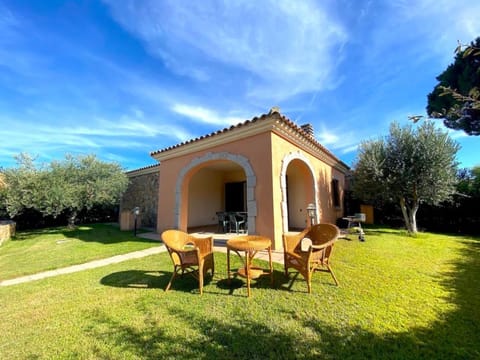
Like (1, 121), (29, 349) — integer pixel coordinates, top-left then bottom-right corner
(226, 235), (273, 297)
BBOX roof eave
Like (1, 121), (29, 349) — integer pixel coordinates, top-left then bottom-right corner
(150, 111), (350, 172)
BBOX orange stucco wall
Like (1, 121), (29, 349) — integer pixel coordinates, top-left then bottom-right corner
(187, 168), (224, 227)
(269, 131), (345, 248)
(157, 131), (275, 240)
(156, 128), (345, 250)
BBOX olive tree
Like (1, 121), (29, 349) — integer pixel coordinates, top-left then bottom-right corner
(352, 121), (459, 234)
(1, 154), (40, 217)
(0, 171), (9, 218)
(0, 173), (6, 189)
(2, 154), (129, 228)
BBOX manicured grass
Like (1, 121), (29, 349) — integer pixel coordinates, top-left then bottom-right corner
(0, 228), (478, 359)
(0, 223), (160, 280)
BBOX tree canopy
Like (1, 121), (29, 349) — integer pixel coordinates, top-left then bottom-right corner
(427, 37), (480, 135)
(352, 121), (459, 234)
(1, 154), (128, 227)
(457, 166), (480, 197)
(0, 173), (6, 189)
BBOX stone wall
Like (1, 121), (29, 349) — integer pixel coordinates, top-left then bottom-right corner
(120, 165), (159, 229)
(0, 220), (16, 246)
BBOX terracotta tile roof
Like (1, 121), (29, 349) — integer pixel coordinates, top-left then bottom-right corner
(150, 111), (349, 169)
(150, 112), (266, 156)
(125, 163), (160, 176)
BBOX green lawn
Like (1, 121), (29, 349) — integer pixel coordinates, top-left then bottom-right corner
(0, 223), (160, 280)
(0, 227), (478, 359)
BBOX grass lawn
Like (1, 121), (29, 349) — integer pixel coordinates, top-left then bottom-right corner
(0, 227), (479, 359)
(0, 223), (160, 280)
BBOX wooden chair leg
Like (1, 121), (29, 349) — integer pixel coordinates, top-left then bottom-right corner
(209, 255), (215, 276)
(306, 271), (312, 294)
(198, 263), (204, 295)
(328, 265), (339, 286)
(165, 269), (177, 292)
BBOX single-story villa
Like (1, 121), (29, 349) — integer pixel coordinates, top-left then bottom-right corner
(120, 108), (349, 250)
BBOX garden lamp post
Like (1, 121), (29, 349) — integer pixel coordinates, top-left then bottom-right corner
(306, 203), (317, 226)
(133, 207), (140, 237)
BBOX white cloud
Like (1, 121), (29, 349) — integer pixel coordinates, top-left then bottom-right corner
(367, 0), (480, 67)
(3, 1), (478, 170)
(171, 103), (248, 126)
(314, 122), (361, 156)
(316, 129), (340, 146)
(103, 0), (348, 101)
(441, 126), (469, 140)
(340, 144), (359, 155)
(0, 109), (193, 167)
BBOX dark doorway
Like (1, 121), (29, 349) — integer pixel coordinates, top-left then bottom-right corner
(225, 182), (246, 212)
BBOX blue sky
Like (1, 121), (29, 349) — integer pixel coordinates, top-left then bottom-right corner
(1, 0), (479, 171)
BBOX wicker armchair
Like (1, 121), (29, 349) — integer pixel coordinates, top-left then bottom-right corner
(161, 229), (214, 295)
(283, 223), (340, 293)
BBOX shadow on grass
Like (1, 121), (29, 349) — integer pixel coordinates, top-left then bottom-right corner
(100, 269), (218, 294)
(85, 307), (302, 359)
(13, 223), (159, 245)
(276, 271), (340, 294)
(100, 270), (169, 289)
(13, 227), (70, 240)
(91, 237), (479, 359)
(100, 267), (292, 298)
(211, 270), (292, 297)
(299, 237), (480, 358)
(62, 224), (158, 245)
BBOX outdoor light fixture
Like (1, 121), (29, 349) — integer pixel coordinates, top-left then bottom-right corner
(133, 207), (140, 237)
(306, 203), (317, 226)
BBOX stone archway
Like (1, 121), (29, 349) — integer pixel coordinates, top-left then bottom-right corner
(280, 151), (318, 232)
(175, 152), (257, 233)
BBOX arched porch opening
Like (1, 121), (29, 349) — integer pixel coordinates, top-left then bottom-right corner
(280, 152), (317, 232)
(175, 152), (257, 234)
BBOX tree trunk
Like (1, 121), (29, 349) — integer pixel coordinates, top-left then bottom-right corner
(399, 197), (412, 233)
(409, 204), (419, 234)
(68, 211), (77, 229)
(399, 197), (419, 234)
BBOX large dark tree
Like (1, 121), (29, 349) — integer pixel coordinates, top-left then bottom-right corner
(416, 166), (480, 235)
(427, 37), (480, 135)
(457, 166), (480, 197)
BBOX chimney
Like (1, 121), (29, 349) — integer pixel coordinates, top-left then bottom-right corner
(300, 123), (314, 138)
(269, 106), (280, 115)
